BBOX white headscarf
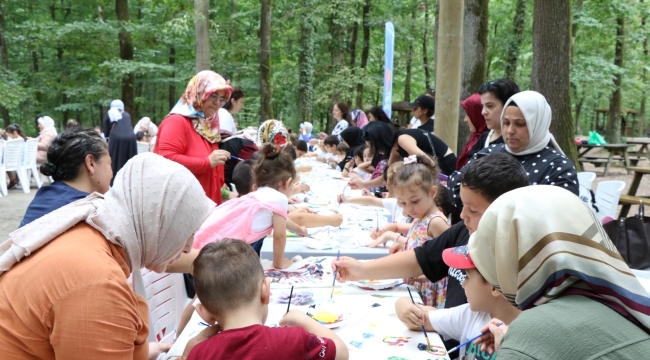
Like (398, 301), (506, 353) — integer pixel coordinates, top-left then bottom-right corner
(501, 91), (564, 156)
(37, 116), (57, 135)
(0, 153), (215, 275)
(133, 117), (158, 137)
(108, 99), (124, 123)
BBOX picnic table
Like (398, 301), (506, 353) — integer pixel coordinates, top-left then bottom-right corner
(577, 143), (631, 176)
(619, 166), (650, 217)
(626, 138), (650, 162)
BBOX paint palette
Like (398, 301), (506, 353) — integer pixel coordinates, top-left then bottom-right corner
(306, 304), (350, 329)
(349, 279), (402, 290)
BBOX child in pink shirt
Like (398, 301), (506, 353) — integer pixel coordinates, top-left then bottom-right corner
(194, 143), (307, 269)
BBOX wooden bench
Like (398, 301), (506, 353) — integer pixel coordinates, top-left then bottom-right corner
(619, 194), (650, 206)
(580, 155), (647, 168)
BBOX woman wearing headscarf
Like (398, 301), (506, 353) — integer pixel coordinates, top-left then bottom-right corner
(35, 116), (58, 164)
(133, 117), (158, 145)
(468, 185), (650, 358)
(456, 94), (488, 170)
(0, 153), (215, 360)
(154, 71), (232, 205)
(338, 126), (365, 170)
(448, 91), (578, 211)
(299, 122), (315, 143)
(257, 119), (289, 148)
(102, 100), (137, 182)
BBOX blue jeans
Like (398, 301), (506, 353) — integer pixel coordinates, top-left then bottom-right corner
(250, 237), (265, 257)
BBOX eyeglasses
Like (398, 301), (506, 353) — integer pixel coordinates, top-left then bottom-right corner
(208, 93), (228, 105)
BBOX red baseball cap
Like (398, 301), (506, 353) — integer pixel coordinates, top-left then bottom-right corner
(442, 246), (476, 270)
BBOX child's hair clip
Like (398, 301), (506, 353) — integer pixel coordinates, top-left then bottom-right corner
(403, 154), (417, 165)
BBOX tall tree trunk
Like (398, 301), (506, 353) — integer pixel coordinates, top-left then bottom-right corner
(571, 0), (584, 134)
(432, 0), (440, 84)
(230, 0), (238, 43)
(639, 0), (647, 136)
(422, 0), (431, 89)
(457, 0), (488, 154)
(348, 12), (359, 96)
(298, 0), (315, 124)
(504, 0), (525, 80)
(404, 9), (415, 102)
(194, 0), (210, 72)
(606, 14), (624, 143)
(259, 0), (274, 121)
(531, 0), (580, 167)
(169, 46), (176, 110)
(434, 0), (464, 152)
(355, 0), (371, 109)
(116, 0), (135, 122)
(0, 6), (9, 127)
(328, 8), (345, 130)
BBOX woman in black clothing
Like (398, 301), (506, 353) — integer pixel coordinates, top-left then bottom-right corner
(389, 128), (457, 176)
(102, 99), (137, 183)
(339, 127), (365, 165)
(348, 121), (395, 193)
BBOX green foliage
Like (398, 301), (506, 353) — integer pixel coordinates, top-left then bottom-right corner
(0, 0), (647, 138)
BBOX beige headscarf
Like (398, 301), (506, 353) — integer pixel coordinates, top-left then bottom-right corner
(0, 152), (215, 274)
(469, 185), (650, 330)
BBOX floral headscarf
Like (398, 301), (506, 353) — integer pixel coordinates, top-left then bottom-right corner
(257, 120), (289, 147)
(169, 71), (232, 143)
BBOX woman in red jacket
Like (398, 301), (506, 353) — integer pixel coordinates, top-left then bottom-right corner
(154, 71), (232, 204)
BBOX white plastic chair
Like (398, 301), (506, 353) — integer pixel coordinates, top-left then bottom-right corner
(577, 171), (597, 212)
(0, 139), (29, 194)
(0, 139), (5, 197)
(594, 180), (626, 221)
(577, 172), (596, 191)
(137, 142), (150, 154)
(136, 269), (189, 343)
(23, 139), (43, 189)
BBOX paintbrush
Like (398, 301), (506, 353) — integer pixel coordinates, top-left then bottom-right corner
(337, 184), (348, 212)
(407, 287), (433, 352)
(448, 322), (504, 354)
(330, 250), (340, 300)
(376, 212), (379, 233)
(230, 155), (244, 161)
(286, 285), (294, 313)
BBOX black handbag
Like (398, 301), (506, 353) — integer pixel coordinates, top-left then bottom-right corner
(604, 203), (650, 269)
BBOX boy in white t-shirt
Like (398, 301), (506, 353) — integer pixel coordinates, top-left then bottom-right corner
(317, 135), (340, 162)
(395, 246), (520, 359)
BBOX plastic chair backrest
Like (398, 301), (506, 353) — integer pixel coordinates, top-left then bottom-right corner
(594, 180), (626, 220)
(139, 269), (187, 343)
(137, 142), (150, 154)
(577, 172), (596, 191)
(0, 139), (5, 166)
(3, 139), (24, 172)
(23, 139), (39, 168)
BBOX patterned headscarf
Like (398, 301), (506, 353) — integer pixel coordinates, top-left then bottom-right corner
(469, 185), (650, 330)
(0, 153), (215, 274)
(169, 71), (233, 143)
(257, 120), (289, 147)
(501, 91), (564, 156)
(456, 94), (488, 170)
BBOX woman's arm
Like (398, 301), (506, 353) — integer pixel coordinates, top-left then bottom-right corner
(338, 195), (384, 207)
(398, 134), (427, 157)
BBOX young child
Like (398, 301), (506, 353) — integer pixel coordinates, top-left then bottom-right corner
(329, 142), (348, 170)
(183, 240), (348, 360)
(317, 135), (339, 163)
(394, 245), (520, 359)
(193, 143), (307, 269)
(342, 144), (372, 179)
(294, 139), (309, 158)
(232, 159), (255, 195)
(387, 154), (450, 307)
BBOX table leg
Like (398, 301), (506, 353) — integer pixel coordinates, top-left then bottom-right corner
(623, 148), (631, 175)
(603, 150), (614, 177)
(620, 172), (643, 217)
